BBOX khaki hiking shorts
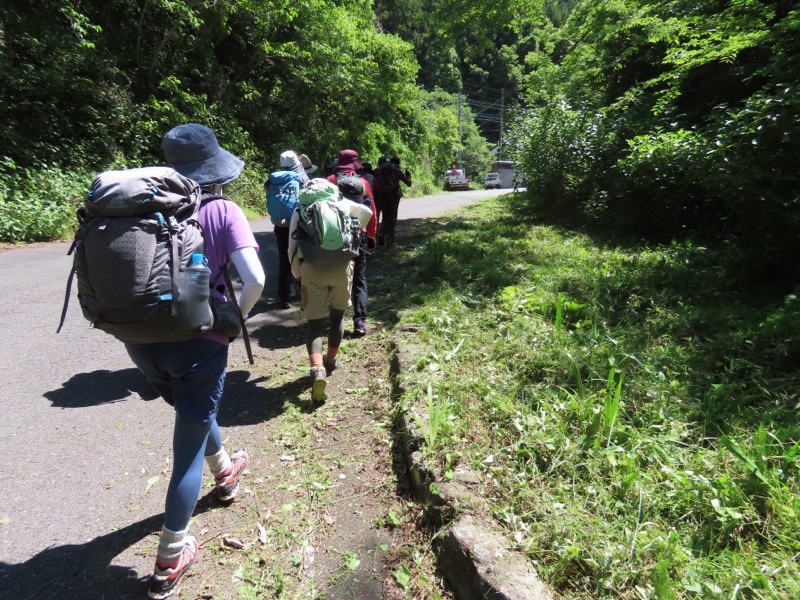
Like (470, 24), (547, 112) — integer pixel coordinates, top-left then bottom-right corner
(299, 260), (354, 320)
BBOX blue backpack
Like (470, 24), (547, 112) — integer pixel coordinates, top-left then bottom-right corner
(265, 170), (300, 226)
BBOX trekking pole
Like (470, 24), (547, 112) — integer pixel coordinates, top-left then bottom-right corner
(223, 269), (255, 365)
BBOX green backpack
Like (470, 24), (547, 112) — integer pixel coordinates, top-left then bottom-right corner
(292, 180), (361, 268)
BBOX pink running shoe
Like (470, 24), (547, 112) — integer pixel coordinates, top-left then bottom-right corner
(215, 450), (249, 501)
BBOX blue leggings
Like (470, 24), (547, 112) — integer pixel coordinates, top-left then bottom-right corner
(125, 339), (228, 532)
(164, 414), (222, 531)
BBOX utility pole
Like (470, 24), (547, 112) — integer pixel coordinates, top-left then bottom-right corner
(499, 89), (504, 160)
(457, 93), (463, 166)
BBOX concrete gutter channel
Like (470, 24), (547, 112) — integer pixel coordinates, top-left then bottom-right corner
(389, 331), (554, 600)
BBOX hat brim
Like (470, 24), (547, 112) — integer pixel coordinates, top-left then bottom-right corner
(336, 161), (361, 173)
(298, 154), (317, 174)
(171, 147), (244, 186)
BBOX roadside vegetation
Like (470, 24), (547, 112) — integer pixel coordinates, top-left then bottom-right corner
(507, 0), (800, 292)
(4, 1), (798, 279)
(5, 2), (798, 597)
(0, 2), (490, 245)
(368, 192), (800, 599)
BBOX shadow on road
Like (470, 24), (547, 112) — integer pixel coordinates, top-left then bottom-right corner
(248, 306), (307, 352)
(43, 368), (158, 408)
(42, 365), (303, 428)
(218, 370), (286, 426)
(218, 368), (329, 426)
(0, 513), (162, 600)
(0, 488), (237, 600)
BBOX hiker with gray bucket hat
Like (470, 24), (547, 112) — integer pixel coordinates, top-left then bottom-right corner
(125, 123), (265, 599)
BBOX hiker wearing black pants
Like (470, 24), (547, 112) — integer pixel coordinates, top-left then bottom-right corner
(266, 150), (310, 308)
(326, 150), (378, 337)
(373, 155), (411, 247)
(350, 232), (370, 335)
(353, 162), (377, 333)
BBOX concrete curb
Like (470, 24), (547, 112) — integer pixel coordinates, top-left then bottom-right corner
(390, 331), (554, 600)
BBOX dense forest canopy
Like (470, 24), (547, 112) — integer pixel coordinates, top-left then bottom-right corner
(2, 0), (423, 170)
(1, 0), (799, 291)
(0, 0), (490, 241)
(514, 0), (800, 287)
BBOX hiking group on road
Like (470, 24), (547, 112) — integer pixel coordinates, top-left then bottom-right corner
(61, 122), (412, 599)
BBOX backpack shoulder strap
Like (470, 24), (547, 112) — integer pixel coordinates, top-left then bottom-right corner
(56, 241), (79, 334)
(221, 268), (253, 365)
(200, 193), (227, 204)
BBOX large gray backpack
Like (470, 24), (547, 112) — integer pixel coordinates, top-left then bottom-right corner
(58, 166), (215, 343)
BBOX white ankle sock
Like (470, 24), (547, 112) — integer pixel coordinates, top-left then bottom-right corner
(157, 526), (189, 564)
(205, 447), (232, 478)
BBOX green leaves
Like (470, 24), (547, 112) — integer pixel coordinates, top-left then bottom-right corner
(393, 563), (412, 589)
(432, 0), (545, 37)
(411, 383), (451, 449)
(509, 0), (800, 282)
(0, 162), (85, 243)
(344, 552), (360, 571)
(372, 189), (800, 597)
(145, 475), (160, 493)
(2, 0), (424, 176)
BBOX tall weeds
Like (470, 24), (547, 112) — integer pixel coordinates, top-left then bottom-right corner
(370, 194), (800, 599)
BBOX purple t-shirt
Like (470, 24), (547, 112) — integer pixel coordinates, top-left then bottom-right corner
(198, 197), (259, 344)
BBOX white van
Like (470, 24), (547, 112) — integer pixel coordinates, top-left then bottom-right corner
(484, 172), (501, 189)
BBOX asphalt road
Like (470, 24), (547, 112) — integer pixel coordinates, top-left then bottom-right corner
(0, 187), (507, 597)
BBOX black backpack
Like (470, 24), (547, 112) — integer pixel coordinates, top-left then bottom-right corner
(374, 162), (400, 196)
(58, 167), (215, 343)
(336, 174), (371, 207)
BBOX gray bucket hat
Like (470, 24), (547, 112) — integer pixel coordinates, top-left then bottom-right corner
(280, 150), (301, 169)
(161, 123), (244, 186)
(298, 154), (318, 174)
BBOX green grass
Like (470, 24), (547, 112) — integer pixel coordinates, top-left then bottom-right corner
(0, 162), (88, 243)
(0, 161), (271, 243)
(368, 193), (800, 599)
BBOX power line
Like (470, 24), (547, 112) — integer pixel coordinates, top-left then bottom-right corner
(416, 66), (519, 95)
(464, 98), (503, 109)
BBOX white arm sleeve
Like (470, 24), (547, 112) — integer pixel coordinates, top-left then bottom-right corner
(229, 247), (265, 318)
(344, 199), (373, 228)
